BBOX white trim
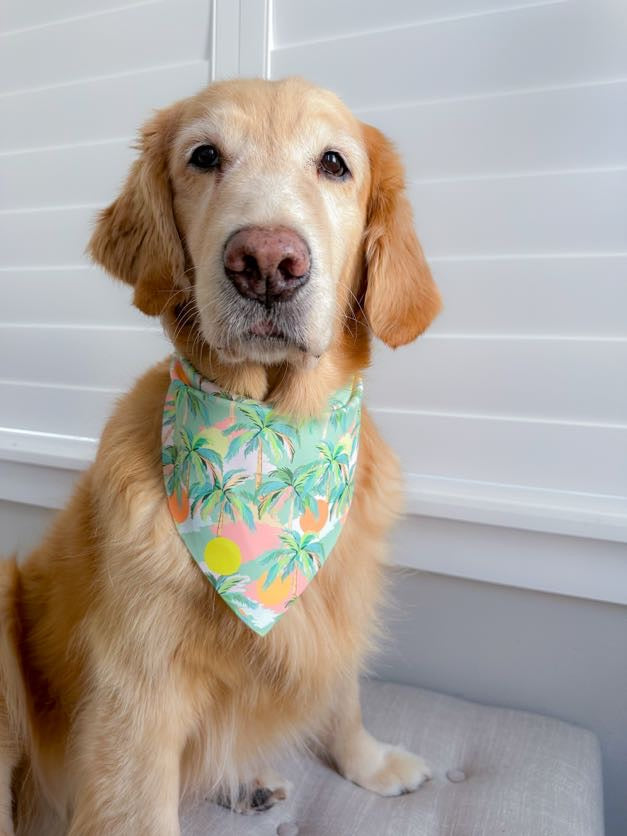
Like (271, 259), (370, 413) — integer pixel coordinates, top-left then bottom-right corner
(0, 459), (78, 511)
(405, 474), (627, 544)
(393, 513), (627, 607)
(0, 430), (96, 511)
(0, 428), (97, 471)
(239, 0), (271, 78)
(210, 0), (239, 81)
(210, 0), (271, 81)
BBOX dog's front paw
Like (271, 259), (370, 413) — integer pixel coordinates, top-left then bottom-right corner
(343, 741), (431, 797)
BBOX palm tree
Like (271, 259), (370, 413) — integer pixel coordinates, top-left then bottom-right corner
(213, 573), (266, 622)
(214, 573), (248, 596)
(256, 465), (317, 526)
(329, 477), (354, 518)
(163, 377), (211, 428)
(259, 530), (325, 601)
(225, 404), (298, 489)
(310, 440), (350, 496)
(328, 433), (359, 518)
(190, 468), (255, 534)
(163, 429), (223, 501)
(323, 393), (352, 439)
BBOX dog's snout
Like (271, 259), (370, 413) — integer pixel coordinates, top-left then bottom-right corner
(223, 226), (310, 305)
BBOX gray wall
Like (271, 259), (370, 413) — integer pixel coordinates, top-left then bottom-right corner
(376, 568), (627, 836)
(0, 500), (54, 555)
(2, 500), (626, 834)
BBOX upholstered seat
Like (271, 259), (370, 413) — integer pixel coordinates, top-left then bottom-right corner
(181, 679), (603, 836)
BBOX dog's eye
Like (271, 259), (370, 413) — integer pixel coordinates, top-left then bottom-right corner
(320, 150), (349, 179)
(189, 144), (221, 170)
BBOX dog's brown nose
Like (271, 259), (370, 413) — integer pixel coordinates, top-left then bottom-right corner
(223, 226), (310, 306)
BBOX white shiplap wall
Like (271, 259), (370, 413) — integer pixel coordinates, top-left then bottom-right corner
(1, 0), (626, 596)
(271, 0), (627, 542)
(0, 0), (209, 462)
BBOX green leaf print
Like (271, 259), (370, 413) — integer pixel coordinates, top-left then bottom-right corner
(225, 404), (299, 489)
(327, 434), (358, 517)
(190, 468), (255, 534)
(164, 379), (212, 427)
(327, 394), (352, 434)
(214, 573), (248, 595)
(310, 440), (350, 497)
(256, 465), (317, 524)
(165, 430), (223, 501)
(259, 530), (325, 600)
(329, 477), (354, 518)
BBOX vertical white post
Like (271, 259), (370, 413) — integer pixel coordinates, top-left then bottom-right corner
(210, 0), (272, 82)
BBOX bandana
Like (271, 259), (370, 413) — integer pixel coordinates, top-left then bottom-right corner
(162, 355), (363, 635)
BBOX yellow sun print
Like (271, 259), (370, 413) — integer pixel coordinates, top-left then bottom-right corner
(204, 537), (241, 575)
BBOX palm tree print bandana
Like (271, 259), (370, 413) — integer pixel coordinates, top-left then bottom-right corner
(162, 355), (363, 636)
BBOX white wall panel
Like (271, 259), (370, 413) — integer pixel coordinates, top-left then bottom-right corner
(272, 1), (627, 109)
(0, 0), (210, 94)
(410, 170), (627, 257)
(368, 338), (627, 423)
(1, 207), (103, 267)
(0, 326), (169, 389)
(374, 410), (627, 496)
(0, 61), (207, 151)
(2, 0), (151, 35)
(0, 141), (136, 210)
(430, 255), (627, 337)
(0, 268), (147, 327)
(360, 81), (627, 178)
(273, 0), (555, 47)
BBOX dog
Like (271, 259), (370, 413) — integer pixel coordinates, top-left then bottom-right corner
(0, 77), (441, 835)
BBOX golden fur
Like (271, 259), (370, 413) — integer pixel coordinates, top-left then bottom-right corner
(0, 78), (440, 835)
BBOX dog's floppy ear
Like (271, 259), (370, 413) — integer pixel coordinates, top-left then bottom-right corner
(361, 123), (441, 347)
(88, 106), (185, 317)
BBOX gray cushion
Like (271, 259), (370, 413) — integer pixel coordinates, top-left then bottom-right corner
(181, 679), (603, 836)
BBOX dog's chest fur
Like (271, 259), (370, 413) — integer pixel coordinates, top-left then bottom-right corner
(83, 366), (399, 788)
(17, 365), (400, 801)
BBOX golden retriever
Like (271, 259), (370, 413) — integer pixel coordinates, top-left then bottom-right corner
(0, 77), (441, 835)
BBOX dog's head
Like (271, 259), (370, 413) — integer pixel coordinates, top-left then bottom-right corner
(89, 78), (440, 374)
